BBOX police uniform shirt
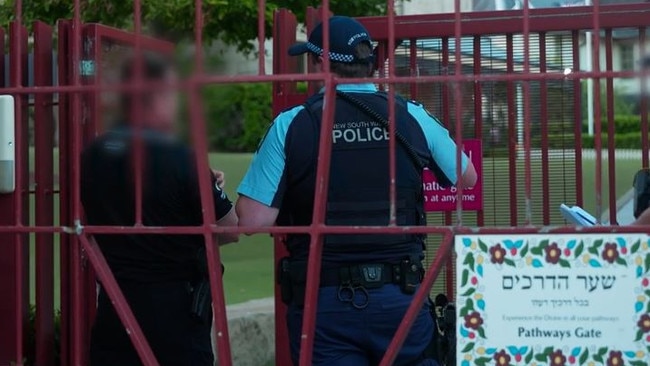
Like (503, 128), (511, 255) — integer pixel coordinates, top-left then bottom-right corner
(80, 127), (233, 282)
(237, 83), (469, 262)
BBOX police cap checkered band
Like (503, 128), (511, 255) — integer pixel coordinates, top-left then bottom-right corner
(305, 42), (355, 63)
(288, 16), (373, 64)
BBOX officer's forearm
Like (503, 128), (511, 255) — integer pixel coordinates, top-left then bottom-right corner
(215, 207), (239, 244)
(632, 207), (650, 226)
(235, 196), (279, 231)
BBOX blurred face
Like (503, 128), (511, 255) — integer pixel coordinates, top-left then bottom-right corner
(148, 70), (179, 133)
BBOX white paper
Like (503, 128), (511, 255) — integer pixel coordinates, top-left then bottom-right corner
(560, 204), (597, 226)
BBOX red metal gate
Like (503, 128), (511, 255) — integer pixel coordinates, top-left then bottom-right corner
(0, 15), (175, 366)
(271, 2), (650, 365)
(1, 1), (650, 366)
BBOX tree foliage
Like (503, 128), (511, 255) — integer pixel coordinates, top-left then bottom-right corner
(202, 82), (273, 152)
(0, 0), (388, 52)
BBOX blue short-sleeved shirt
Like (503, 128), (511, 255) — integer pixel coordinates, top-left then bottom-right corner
(238, 83), (469, 207)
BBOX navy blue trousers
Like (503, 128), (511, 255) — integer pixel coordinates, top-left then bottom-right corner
(287, 284), (439, 366)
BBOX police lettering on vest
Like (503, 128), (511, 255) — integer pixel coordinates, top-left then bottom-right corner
(332, 121), (389, 144)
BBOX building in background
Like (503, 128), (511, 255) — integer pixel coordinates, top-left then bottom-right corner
(395, 0), (472, 14)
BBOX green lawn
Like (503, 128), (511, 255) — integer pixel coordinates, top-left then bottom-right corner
(581, 158), (640, 215)
(26, 152), (642, 307)
(208, 153), (274, 305)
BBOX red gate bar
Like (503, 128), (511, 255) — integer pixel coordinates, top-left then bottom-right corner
(360, 3), (650, 37)
(453, 0), (464, 224)
(298, 0), (333, 361)
(441, 35), (455, 300)
(70, 1), (86, 361)
(473, 35), (483, 211)
(605, 29), (617, 225)
(506, 33), (518, 226)
(9, 223), (650, 235)
(408, 38), (418, 100)
(592, 0), (604, 221)
(571, 30), (584, 208)
(539, 32), (551, 225)
(0, 68), (647, 96)
(13, 19), (30, 366)
(641, 26), (649, 168)
(387, 0), (397, 226)
(56, 19), (72, 366)
(257, 0), (266, 75)
(12, 222), (650, 235)
(0, 23), (11, 366)
(132, 0), (146, 232)
(187, 0), (234, 363)
(33, 20), (56, 366)
(0, 16), (29, 366)
(270, 9), (295, 366)
(522, 0), (533, 225)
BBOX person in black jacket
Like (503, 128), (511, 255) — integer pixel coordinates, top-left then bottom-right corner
(81, 53), (238, 366)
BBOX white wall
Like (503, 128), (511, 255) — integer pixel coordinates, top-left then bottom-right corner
(397, 0), (472, 15)
(209, 39), (274, 75)
(209, 28), (306, 76)
(578, 38), (650, 94)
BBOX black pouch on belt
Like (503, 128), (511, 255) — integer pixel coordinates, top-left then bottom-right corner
(278, 257), (293, 305)
(288, 260), (307, 307)
(356, 264), (387, 289)
(190, 279), (211, 325)
(399, 257), (423, 295)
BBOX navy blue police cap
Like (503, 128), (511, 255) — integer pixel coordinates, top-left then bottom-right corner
(288, 16), (374, 64)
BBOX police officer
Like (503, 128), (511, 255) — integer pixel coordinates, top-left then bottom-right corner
(81, 53), (238, 366)
(236, 16), (477, 366)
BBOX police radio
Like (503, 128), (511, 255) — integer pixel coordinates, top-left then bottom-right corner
(633, 168), (650, 219)
(436, 294), (456, 366)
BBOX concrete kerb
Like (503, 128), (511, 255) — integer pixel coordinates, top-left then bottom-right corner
(213, 297), (276, 366)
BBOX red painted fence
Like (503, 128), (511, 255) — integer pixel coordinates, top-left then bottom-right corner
(0, 1), (650, 366)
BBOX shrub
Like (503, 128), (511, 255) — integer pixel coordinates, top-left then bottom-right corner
(582, 133), (646, 149)
(202, 83), (273, 152)
(580, 82), (636, 117)
(24, 305), (62, 366)
(582, 115), (642, 135)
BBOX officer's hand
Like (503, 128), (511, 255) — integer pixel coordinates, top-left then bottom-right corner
(212, 169), (226, 188)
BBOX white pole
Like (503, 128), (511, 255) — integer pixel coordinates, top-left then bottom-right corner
(517, 83), (524, 151)
(586, 0), (595, 136)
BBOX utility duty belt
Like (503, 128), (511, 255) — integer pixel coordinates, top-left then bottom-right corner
(278, 257), (423, 308)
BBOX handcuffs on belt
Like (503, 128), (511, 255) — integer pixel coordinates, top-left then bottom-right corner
(337, 282), (370, 309)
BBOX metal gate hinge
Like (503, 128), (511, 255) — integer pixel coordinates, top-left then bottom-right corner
(62, 220), (84, 235)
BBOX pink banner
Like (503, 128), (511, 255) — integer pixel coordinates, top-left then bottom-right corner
(423, 139), (483, 212)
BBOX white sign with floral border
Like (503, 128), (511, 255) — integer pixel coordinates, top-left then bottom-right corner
(455, 234), (650, 366)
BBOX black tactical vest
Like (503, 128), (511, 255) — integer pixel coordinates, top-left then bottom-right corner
(278, 92), (440, 265)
